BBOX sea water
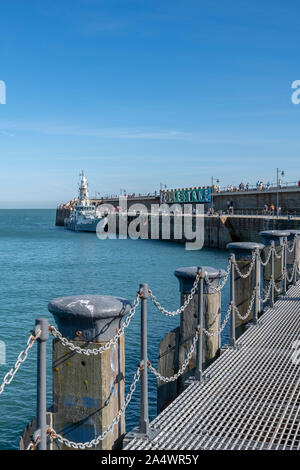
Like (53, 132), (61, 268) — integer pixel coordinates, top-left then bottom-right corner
(0, 209), (230, 449)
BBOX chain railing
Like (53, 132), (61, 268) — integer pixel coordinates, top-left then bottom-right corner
(286, 263), (296, 283)
(204, 303), (233, 338)
(232, 252), (256, 279)
(203, 260), (232, 292)
(286, 236), (297, 254)
(233, 289), (256, 321)
(0, 329), (41, 395)
(49, 294), (141, 355)
(148, 272), (201, 317)
(147, 331), (199, 383)
(274, 245), (284, 260)
(262, 279), (274, 304)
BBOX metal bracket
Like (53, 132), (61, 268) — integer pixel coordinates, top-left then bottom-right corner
(124, 426), (161, 442)
(221, 343), (243, 352)
(184, 373), (211, 388)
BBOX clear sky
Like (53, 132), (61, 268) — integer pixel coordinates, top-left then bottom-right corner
(0, 0), (300, 208)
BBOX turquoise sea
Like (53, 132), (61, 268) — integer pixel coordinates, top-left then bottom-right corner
(0, 209), (230, 449)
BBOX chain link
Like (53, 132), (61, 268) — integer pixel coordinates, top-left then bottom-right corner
(0, 330), (41, 395)
(148, 302), (233, 382)
(273, 245), (284, 260)
(147, 332), (199, 382)
(286, 263), (296, 283)
(48, 367), (141, 449)
(258, 246), (273, 267)
(273, 278), (283, 294)
(49, 294), (140, 355)
(262, 279), (273, 303)
(233, 289), (256, 321)
(203, 260), (231, 292)
(232, 251), (256, 279)
(286, 236), (297, 254)
(148, 273), (201, 317)
(203, 303), (232, 337)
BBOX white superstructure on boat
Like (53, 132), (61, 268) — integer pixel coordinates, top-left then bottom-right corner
(65, 172), (103, 232)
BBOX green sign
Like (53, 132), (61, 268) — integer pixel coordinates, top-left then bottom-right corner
(161, 188), (211, 204)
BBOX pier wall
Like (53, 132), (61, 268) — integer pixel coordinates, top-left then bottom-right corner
(119, 214), (300, 249)
(56, 206), (300, 249)
(56, 207), (71, 226)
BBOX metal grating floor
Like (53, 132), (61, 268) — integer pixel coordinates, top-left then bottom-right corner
(124, 282), (300, 450)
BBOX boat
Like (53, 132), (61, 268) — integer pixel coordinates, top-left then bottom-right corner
(65, 171), (103, 232)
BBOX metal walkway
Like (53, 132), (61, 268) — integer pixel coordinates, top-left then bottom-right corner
(124, 282), (300, 450)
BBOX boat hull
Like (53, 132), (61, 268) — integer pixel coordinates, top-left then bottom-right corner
(65, 218), (102, 232)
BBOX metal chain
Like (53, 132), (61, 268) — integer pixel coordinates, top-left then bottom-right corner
(274, 246), (284, 260)
(262, 279), (273, 303)
(148, 273), (201, 317)
(258, 246), (273, 267)
(48, 367), (141, 449)
(232, 251), (256, 279)
(203, 260), (232, 292)
(286, 236), (297, 254)
(233, 289), (256, 321)
(27, 434), (41, 450)
(286, 263), (296, 284)
(148, 302), (232, 382)
(273, 278), (283, 294)
(0, 329), (41, 395)
(147, 332), (199, 382)
(49, 294), (140, 355)
(203, 303), (232, 337)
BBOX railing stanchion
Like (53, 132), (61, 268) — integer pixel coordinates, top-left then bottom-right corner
(35, 318), (49, 450)
(254, 250), (260, 324)
(139, 283), (149, 436)
(283, 240), (287, 295)
(270, 242), (275, 308)
(230, 255), (236, 348)
(294, 235), (298, 285)
(195, 268), (203, 382)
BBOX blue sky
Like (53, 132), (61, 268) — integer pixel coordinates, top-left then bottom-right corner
(0, 0), (300, 208)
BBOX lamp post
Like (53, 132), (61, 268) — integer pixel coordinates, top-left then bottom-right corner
(211, 177), (219, 214)
(276, 168), (285, 217)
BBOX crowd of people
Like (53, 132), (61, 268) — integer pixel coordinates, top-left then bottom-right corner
(206, 200), (285, 217)
(213, 179), (300, 193)
(213, 181), (271, 193)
